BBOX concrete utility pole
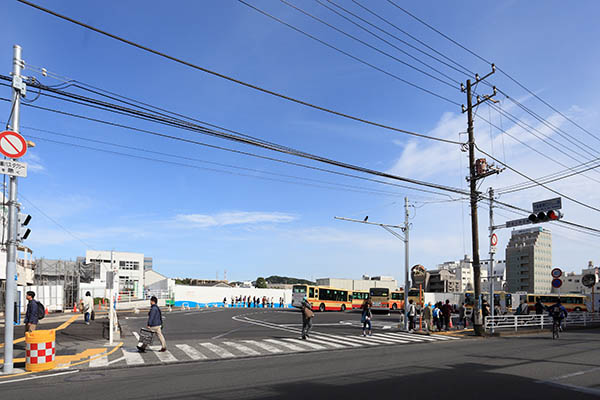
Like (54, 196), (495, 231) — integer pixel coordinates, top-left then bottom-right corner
(461, 66), (497, 336)
(334, 196), (411, 331)
(3, 44), (24, 374)
(109, 250), (115, 345)
(488, 187), (495, 335)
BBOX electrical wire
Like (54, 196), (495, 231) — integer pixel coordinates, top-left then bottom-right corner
(387, 0), (600, 145)
(475, 144), (600, 213)
(239, 0), (461, 105)
(16, 0), (462, 145)
(0, 97), (464, 199)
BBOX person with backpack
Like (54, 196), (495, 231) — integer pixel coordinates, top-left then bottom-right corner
(24, 291), (39, 333)
(433, 303), (442, 331)
(422, 302), (433, 335)
(301, 296), (314, 340)
(137, 296), (166, 353)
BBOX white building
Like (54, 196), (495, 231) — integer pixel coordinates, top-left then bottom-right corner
(84, 250), (145, 299)
(439, 256), (473, 292)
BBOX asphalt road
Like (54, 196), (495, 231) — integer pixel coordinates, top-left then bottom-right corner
(2, 308), (599, 399)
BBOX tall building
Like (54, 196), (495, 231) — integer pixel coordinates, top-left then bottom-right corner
(506, 227), (552, 293)
(84, 250), (145, 299)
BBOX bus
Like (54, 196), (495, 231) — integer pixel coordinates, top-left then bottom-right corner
(369, 288), (390, 312)
(463, 291), (513, 316)
(525, 293), (587, 313)
(389, 289), (423, 311)
(351, 290), (369, 310)
(291, 284), (352, 312)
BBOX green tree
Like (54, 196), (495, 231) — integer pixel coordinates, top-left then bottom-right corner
(255, 277), (268, 288)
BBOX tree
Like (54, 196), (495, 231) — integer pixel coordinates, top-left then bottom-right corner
(255, 277), (268, 288)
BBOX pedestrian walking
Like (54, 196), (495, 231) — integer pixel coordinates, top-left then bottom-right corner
(459, 302), (467, 329)
(24, 291), (39, 334)
(433, 302), (443, 331)
(81, 291), (94, 325)
(223, 297), (228, 308)
(137, 296), (166, 353)
(535, 298), (545, 315)
(361, 297), (373, 336)
(442, 300), (452, 331)
(422, 302), (433, 334)
(408, 299), (416, 332)
(301, 297), (314, 339)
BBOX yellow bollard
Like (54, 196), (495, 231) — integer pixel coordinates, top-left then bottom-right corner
(25, 329), (56, 372)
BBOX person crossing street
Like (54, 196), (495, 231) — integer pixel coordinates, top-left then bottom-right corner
(301, 296), (314, 340)
(137, 296), (166, 353)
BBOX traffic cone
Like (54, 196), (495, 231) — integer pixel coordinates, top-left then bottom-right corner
(45, 308), (49, 316)
(73, 304), (77, 313)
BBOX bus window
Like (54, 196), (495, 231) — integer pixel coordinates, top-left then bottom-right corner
(309, 287), (315, 298)
(370, 288), (389, 297)
(293, 285), (307, 294)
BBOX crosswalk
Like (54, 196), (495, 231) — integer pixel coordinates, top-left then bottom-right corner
(87, 331), (459, 369)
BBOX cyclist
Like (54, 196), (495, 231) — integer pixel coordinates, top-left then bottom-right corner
(547, 299), (568, 332)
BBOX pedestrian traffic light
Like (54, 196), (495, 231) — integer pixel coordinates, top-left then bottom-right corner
(528, 210), (562, 224)
(17, 213), (31, 241)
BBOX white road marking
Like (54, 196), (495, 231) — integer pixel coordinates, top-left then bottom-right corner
(311, 334), (365, 347)
(242, 340), (284, 354)
(222, 341), (261, 356)
(352, 335), (408, 344)
(547, 366), (600, 381)
(375, 333), (425, 343)
(264, 338), (307, 352)
(199, 343), (235, 358)
(132, 331), (140, 340)
(149, 347), (178, 362)
(175, 344), (207, 360)
(302, 336), (347, 349)
(0, 370), (78, 385)
(283, 338), (327, 350)
(89, 354), (108, 368)
(107, 355), (125, 365)
(122, 348), (145, 365)
(385, 332), (438, 341)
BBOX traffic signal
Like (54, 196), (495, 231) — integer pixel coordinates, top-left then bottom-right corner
(528, 210), (563, 224)
(17, 213), (31, 241)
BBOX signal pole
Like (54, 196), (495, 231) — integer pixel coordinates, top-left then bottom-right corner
(3, 45), (24, 374)
(461, 66), (497, 336)
(488, 187), (495, 334)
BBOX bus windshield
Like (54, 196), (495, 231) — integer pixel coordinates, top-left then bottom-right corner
(293, 285), (307, 294)
(369, 288), (389, 297)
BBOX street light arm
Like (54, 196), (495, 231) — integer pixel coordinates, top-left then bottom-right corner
(380, 225), (406, 242)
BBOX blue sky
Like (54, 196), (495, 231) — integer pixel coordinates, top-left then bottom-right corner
(2, 1), (600, 283)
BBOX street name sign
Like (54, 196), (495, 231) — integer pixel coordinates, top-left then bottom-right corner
(0, 160), (27, 177)
(0, 130), (27, 159)
(533, 197), (562, 213)
(506, 218), (531, 228)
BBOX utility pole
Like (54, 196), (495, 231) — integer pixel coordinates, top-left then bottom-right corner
(403, 197), (410, 332)
(109, 250), (114, 345)
(461, 65), (497, 336)
(488, 187), (495, 335)
(3, 44), (24, 374)
(334, 196), (411, 331)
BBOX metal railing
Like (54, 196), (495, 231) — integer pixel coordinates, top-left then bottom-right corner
(485, 312), (600, 332)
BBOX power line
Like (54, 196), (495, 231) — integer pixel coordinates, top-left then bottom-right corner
(475, 144), (600, 213)
(0, 96), (466, 198)
(17, 0), (461, 145)
(238, 0), (461, 105)
(387, 0), (600, 145)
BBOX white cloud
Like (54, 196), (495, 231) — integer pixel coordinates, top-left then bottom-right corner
(22, 152), (45, 173)
(174, 211), (297, 228)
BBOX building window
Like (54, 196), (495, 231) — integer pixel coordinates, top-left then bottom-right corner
(119, 261), (140, 270)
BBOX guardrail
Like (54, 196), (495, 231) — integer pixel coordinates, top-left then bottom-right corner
(485, 312), (600, 332)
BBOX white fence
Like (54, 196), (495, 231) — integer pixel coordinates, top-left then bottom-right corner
(485, 312), (600, 332)
(18, 285), (64, 313)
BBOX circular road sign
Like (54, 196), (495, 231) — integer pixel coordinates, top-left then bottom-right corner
(582, 274), (597, 288)
(551, 268), (562, 279)
(551, 278), (563, 289)
(490, 233), (498, 246)
(0, 131), (27, 159)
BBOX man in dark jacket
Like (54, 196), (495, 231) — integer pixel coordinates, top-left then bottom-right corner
(137, 296), (166, 352)
(24, 291), (39, 333)
(301, 297), (314, 340)
(442, 300), (453, 331)
(535, 298), (545, 315)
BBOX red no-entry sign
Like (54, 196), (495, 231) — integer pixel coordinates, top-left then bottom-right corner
(0, 131), (27, 159)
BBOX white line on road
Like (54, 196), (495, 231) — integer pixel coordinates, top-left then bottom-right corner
(199, 343), (235, 358)
(374, 333), (424, 343)
(283, 338), (327, 350)
(547, 366), (600, 381)
(212, 327), (243, 340)
(149, 347), (178, 363)
(89, 355), (108, 368)
(107, 356), (125, 365)
(122, 348), (145, 365)
(311, 334), (365, 347)
(0, 370), (78, 385)
(132, 331), (140, 340)
(264, 338), (306, 352)
(175, 344), (208, 360)
(222, 341), (261, 356)
(302, 336), (347, 349)
(242, 340), (284, 354)
(384, 332), (438, 342)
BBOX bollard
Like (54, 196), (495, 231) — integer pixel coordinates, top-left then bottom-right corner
(25, 330), (56, 372)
